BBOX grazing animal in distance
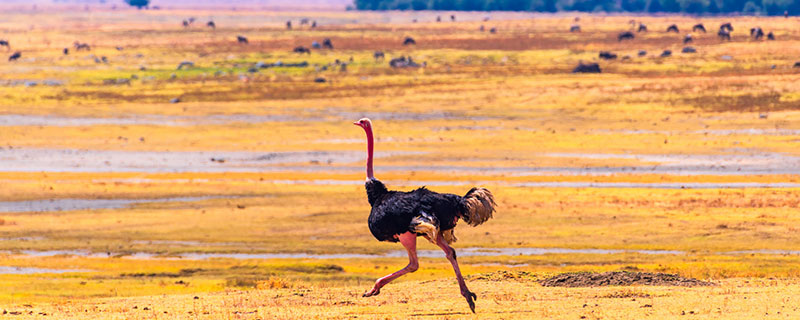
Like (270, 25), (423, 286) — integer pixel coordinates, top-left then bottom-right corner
(683, 34), (693, 44)
(74, 42), (91, 51)
(618, 31), (634, 41)
(638, 50), (647, 56)
(666, 24), (679, 33)
(750, 27), (764, 40)
(489, 27), (497, 34)
(720, 22), (733, 32)
(0, 40), (9, 50)
(322, 38), (333, 49)
(293, 46), (311, 54)
(436, 16), (441, 22)
(63, 48), (69, 55)
(389, 56), (420, 68)
(182, 20), (189, 27)
(793, 62), (800, 68)
(693, 24), (706, 33)
(312, 41), (321, 49)
(599, 51), (617, 60)
(682, 46), (696, 53)
(286, 21), (292, 30)
(718, 29), (731, 41)
(572, 61), (601, 73)
(300, 18), (310, 25)
(176, 61), (194, 70)
(354, 118), (496, 313)
(311, 21), (317, 28)
(237, 35), (248, 44)
(767, 32), (775, 40)
(637, 23), (647, 32)
(8, 51), (21, 61)
(403, 37), (416, 45)
(373, 51), (385, 61)
(450, 14), (456, 22)
(660, 50), (672, 57)
(207, 21), (216, 29)
(570, 24), (580, 32)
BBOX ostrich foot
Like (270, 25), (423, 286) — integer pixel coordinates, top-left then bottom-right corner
(362, 287), (381, 297)
(462, 290), (477, 313)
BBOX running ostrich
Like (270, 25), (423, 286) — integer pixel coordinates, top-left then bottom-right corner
(353, 118), (496, 313)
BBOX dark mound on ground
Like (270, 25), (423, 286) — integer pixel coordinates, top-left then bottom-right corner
(540, 271), (713, 287)
(468, 270), (540, 282)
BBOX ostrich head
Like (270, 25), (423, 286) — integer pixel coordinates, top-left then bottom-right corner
(353, 117), (372, 129)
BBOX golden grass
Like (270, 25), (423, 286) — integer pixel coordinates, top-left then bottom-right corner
(1, 6), (800, 318)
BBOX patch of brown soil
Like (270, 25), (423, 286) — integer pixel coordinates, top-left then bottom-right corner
(467, 270), (540, 282)
(540, 271), (714, 287)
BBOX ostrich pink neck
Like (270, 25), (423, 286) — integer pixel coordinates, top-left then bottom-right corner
(364, 124), (375, 180)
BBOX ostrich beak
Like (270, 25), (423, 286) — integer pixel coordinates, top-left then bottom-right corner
(353, 121), (361, 126)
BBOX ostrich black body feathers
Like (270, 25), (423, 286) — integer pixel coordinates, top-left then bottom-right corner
(365, 178), (493, 243)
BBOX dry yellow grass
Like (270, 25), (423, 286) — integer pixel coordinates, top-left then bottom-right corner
(0, 5), (800, 319)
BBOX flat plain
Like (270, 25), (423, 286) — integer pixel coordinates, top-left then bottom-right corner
(1, 5), (800, 319)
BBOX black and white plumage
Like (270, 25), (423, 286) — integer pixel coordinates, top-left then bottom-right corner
(366, 179), (494, 244)
(354, 118), (496, 313)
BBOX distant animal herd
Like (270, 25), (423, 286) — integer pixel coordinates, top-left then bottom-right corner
(572, 20), (788, 73)
(2, 14), (796, 76)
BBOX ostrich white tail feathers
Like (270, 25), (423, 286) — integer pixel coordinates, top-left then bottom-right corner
(411, 219), (458, 244)
(410, 212), (439, 244)
(461, 187), (496, 227)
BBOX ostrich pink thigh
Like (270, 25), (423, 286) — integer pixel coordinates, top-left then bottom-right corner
(363, 232), (418, 296)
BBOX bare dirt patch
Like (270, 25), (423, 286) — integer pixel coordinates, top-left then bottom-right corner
(467, 270), (540, 282)
(540, 271), (714, 287)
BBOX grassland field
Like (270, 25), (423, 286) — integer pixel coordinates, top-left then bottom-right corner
(0, 6), (800, 319)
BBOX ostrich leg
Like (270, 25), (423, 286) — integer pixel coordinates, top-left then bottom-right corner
(436, 234), (477, 313)
(363, 232), (418, 297)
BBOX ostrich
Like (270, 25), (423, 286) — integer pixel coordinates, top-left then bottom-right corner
(354, 118), (496, 313)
